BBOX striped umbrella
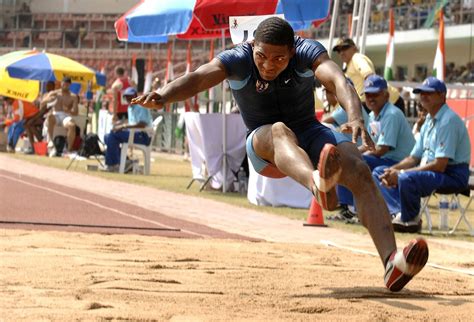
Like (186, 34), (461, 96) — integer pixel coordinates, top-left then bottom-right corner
(116, 0), (331, 42)
(0, 50), (39, 102)
(0, 50), (106, 101)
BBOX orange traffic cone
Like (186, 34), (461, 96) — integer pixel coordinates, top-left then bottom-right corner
(303, 197), (327, 227)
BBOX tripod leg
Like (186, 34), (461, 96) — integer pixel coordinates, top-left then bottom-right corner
(66, 154), (78, 170)
(94, 154), (104, 167)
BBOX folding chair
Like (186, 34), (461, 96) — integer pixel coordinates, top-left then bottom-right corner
(420, 185), (474, 235)
(118, 116), (163, 175)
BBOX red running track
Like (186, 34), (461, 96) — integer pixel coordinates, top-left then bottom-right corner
(0, 170), (257, 241)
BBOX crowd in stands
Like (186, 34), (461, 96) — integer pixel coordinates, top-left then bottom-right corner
(446, 61), (474, 83)
(1, 1), (472, 87)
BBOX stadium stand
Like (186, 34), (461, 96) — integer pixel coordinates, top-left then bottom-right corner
(0, 1), (472, 88)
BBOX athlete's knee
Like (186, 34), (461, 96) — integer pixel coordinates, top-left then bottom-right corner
(271, 122), (296, 141)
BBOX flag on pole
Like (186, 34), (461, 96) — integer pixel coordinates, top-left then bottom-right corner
(208, 39), (215, 111)
(432, 9), (445, 81)
(143, 52), (153, 93)
(99, 60), (106, 75)
(184, 42), (197, 112)
(185, 42), (192, 75)
(164, 43), (174, 85)
(384, 9), (395, 81)
(423, 0), (448, 28)
(131, 54), (139, 85)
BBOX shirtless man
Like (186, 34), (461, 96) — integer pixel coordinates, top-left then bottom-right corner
(46, 77), (78, 153)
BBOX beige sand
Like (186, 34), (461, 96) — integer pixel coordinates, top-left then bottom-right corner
(1, 229), (473, 321)
(0, 155), (473, 320)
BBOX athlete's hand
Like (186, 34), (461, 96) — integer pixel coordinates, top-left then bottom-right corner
(131, 92), (165, 109)
(340, 119), (375, 151)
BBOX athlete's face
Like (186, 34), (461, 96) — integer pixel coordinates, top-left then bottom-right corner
(253, 41), (294, 81)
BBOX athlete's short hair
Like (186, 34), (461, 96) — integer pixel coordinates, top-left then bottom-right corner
(254, 17), (294, 48)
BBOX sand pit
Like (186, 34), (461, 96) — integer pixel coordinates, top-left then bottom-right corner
(1, 229), (473, 321)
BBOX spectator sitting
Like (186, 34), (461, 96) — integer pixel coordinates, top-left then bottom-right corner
(23, 81), (56, 154)
(2, 97), (39, 153)
(332, 37), (406, 115)
(336, 75), (415, 221)
(373, 77), (471, 233)
(45, 77), (78, 155)
(102, 87), (152, 172)
(321, 84), (370, 146)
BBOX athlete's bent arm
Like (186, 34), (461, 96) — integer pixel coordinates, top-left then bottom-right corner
(132, 59), (227, 110)
(313, 53), (373, 148)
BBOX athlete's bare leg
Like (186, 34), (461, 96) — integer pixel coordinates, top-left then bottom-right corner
(252, 123), (315, 190)
(333, 142), (397, 263)
(253, 123), (396, 264)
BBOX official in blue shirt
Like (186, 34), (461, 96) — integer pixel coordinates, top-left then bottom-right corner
(104, 87), (153, 172)
(322, 79), (370, 147)
(362, 75), (415, 168)
(337, 75), (415, 218)
(373, 77), (471, 232)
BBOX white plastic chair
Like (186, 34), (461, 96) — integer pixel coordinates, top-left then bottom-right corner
(419, 183), (474, 236)
(119, 116), (163, 175)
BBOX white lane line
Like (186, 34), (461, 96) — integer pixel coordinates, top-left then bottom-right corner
(321, 240), (474, 276)
(1, 173), (206, 238)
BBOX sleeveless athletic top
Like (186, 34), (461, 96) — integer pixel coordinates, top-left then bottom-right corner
(217, 36), (326, 133)
(115, 76), (131, 114)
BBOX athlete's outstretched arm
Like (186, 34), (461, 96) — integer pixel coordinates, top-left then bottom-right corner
(132, 58), (227, 109)
(313, 53), (374, 149)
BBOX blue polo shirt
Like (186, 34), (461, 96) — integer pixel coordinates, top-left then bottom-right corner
(128, 104), (152, 127)
(216, 36), (326, 133)
(411, 104), (471, 165)
(331, 105), (369, 145)
(368, 102), (415, 161)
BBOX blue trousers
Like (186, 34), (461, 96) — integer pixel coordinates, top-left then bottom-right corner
(337, 154), (398, 207)
(7, 120), (25, 148)
(104, 130), (151, 166)
(372, 164), (469, 221)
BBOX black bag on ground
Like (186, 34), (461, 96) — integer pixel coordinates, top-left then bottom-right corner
(53, 135), (66, 156)
(79, 133), (103, 157)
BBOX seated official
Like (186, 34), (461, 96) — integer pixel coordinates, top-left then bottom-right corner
(373, 77), (471, 233)
(103, 87), (152, 172)
(336, 75), (415, 220)
(322, 85), (369, 146)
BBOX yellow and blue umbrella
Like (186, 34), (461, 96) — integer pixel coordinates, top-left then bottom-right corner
(0, 50), (40, 102)
(0, 50), (106, 102)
